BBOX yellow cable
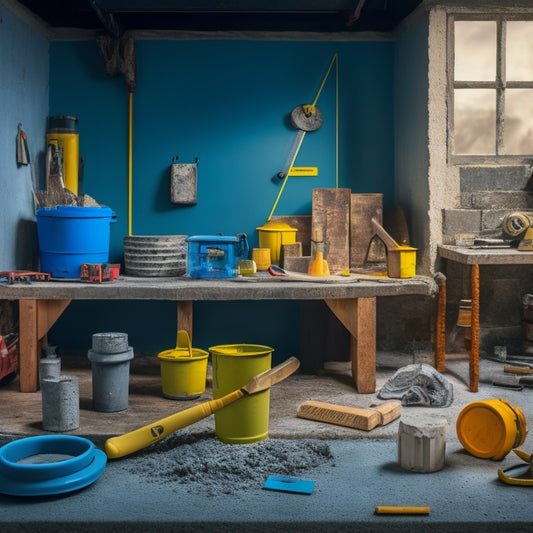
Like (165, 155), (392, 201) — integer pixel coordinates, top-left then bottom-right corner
(267, 131), (307, 221)
(128, 91), (133, 236)
(311, 53), (337, 108)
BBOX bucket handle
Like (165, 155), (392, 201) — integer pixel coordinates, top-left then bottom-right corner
(176, 330), (193, 358)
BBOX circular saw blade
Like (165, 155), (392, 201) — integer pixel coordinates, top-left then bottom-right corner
(290, 105), (323, 132)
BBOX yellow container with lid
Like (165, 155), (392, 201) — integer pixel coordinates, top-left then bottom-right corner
(256, 221), (297, 265)
(46, 116), (79, 195)
(456, 399), (526, 460)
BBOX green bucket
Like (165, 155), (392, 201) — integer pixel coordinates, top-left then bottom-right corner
(209, 344), (273, 444)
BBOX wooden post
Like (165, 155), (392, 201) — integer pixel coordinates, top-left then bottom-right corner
(434, 272), (447, 373)
(325, 297), (377, 393)
(470, 264), (480, 392)
(18, 299), (70, 392)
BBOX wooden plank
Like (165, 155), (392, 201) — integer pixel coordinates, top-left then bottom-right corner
(18, 300), (39, 392)
(18, 299), (71, 392)
(272, 215), (312, 256)
(325, 297), (377, 393)
(297, 400), (400, 431)
(311, 188), (351, 272)
(350, 193), (386, 267)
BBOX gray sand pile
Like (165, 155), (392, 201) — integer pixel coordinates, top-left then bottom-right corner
(124, 432), (335, 496)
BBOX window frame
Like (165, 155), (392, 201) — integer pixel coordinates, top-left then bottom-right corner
(448, 12), (533, 165)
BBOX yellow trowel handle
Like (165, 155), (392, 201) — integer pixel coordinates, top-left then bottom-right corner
(105, 389), (245, 459)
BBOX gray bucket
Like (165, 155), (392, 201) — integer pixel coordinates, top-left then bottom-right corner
(123, 235), (187, 277)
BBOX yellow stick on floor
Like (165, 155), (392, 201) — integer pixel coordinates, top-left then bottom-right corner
(375, 506), (430, 515)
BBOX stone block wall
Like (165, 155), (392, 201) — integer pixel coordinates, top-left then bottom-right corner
(441, 164), (533, 356)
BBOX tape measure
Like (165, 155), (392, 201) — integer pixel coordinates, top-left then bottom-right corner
(503, 212), (530, 237)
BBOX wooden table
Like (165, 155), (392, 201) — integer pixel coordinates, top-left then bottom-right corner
(0, 275), (438, 394)
(438, 245), (533, 391)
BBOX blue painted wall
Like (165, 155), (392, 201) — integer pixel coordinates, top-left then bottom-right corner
(44, 38), (395, 361)
(0, 5), (48, 271)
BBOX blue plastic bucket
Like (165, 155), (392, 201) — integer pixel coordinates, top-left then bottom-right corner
(36, 206), (116, 278)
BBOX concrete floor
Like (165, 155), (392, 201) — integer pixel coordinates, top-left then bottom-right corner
(1, 350), (533, 531)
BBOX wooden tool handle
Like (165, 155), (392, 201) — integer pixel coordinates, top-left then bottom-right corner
(105, 389), (245, 459)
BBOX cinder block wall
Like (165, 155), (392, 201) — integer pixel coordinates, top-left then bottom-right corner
(442, 165), (533, 355)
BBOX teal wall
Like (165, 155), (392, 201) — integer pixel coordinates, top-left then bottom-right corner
(44, 38), (396, 361)
(0, 5), (48, 271)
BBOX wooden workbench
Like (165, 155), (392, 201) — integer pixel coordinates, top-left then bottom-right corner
(439, 245), (533, 391)
(0, 275), (438, 394)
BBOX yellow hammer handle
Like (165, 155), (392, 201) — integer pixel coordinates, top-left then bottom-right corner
(105, 389), (245, 459)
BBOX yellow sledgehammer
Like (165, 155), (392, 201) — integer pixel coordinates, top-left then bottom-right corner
(105, 357), (300, 459)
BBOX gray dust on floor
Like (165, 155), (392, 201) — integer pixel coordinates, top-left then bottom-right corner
(122, 431), (336, 496)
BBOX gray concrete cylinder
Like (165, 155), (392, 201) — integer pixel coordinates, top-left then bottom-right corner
(398, 416), (448, 473)
(88, 346), (134, 412)
(39, 357), (61, 388)
(92, 332), (129, 354)
(41, 376), (80, 432)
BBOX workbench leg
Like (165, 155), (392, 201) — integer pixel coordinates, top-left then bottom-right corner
(325, 297), (376, 393)
(18, 299), (71, 393)
(177, 301), (193, 341)
(470, 264), (480, 392)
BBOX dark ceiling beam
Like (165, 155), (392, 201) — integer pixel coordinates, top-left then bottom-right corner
(88, 0), (123, 38)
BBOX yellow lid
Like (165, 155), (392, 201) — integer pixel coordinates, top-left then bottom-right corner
(256, 221), (297, 232)
(456, 399), (526, 460)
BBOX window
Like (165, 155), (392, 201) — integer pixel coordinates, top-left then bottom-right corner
(449, 15), (533, 162)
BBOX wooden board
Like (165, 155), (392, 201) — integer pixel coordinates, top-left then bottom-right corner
(311, 188), (351, 272)
(350, 193), (386, 267)
(272, 215), (311, 256)
(297, 400), (401, 431)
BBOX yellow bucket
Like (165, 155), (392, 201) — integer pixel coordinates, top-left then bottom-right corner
(157, 331), (209, 400)
(256, 221), (297, 265)
(387, 246), (417, 278)
(210, 343), (273, 444)
(456, 399), (527, 460)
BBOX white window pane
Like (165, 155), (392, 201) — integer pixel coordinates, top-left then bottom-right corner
(454, 89), (496, 154)
(506, 22), (533, 81)
(504, 89), (533, 154)
(455, 21), (496, 81)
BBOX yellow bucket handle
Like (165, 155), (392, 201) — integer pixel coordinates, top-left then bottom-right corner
(176, 330), (193, 358)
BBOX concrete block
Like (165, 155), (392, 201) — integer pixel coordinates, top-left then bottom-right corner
(398, 416), (447, 472)
(39, 357), (61, 388)
(92, 332), (129, 354)
(460, 165), (532, 192)
(283, 256), (310, 273)
(41, 376), (80, 432)
(442, 209), (481, 237)
(462, 191), (533, 210)
(481, 209), (508, 231)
